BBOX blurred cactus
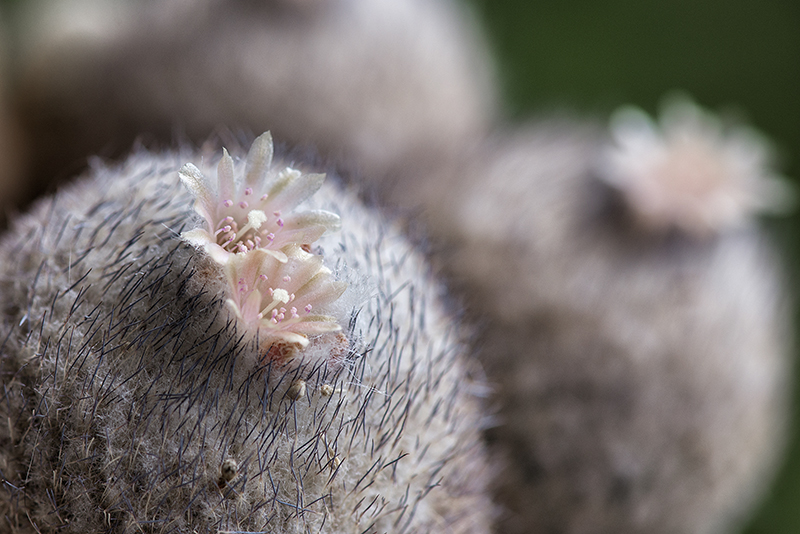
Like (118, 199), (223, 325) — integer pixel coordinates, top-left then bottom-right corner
(416, 114), (792, 534)
(12, 0), (496, 207)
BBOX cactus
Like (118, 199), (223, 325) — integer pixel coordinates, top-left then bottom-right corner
(418, 107), (792, 534)
(0, 137), (492, 533)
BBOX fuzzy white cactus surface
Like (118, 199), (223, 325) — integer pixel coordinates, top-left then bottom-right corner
(0, 140), (491, 533)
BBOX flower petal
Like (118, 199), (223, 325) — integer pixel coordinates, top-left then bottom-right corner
(230, 248), (277, 284)
(270, 226), (328, 250)
(182, 230), (231, 264)
(241, 288), (263, 323)
(205, 243), (231, 264)
(262, 249), (289, 263)
(293, 275), (348, 309)
(181, 228), (213, 247)
(226, 298), (243, 319)
(274, 246), (324, 285)
(245, 131), (274, 188)
(179, 164), (211, 202)
(283, 210), (342, 233)
(265, 170), (326, 212)
(268, 330), (310, 348)
(217, 148), (235, 201)
(295, 316), (342, 334)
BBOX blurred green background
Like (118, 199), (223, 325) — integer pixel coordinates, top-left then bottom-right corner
(461, 0), (800, 532)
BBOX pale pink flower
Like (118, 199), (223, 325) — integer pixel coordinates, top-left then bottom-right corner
(180, 132), (341, 263)
(601, 98), (792, 236)
(224, 245), (347, 349)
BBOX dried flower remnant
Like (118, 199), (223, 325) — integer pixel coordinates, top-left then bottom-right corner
(287, 379), (307, 401)
(225, 245), (347, 350)
(218, 458), (238, 489)
(180, 131), (341, 263)
(600, 98), (792, 236)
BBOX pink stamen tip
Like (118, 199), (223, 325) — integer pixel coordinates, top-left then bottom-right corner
(260, 194), (269, 201)
(239, 201), (249, 209)
(276, 218), (284, 227)
(259, 274), (268, 281)
(244, 188), (253, 196)
(283, 276), (291, 283)
(268, 288), (274, 296)
(272, 309), (278, 318)
(223, 216), (234, 223)
(273, 211), (281, 217)
(290, 293), (295, 302)
(267, 233), (275, 241)
(305, 304), (313, 313)
(223, 200), (233, 207)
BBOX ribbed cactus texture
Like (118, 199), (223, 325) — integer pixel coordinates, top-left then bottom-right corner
(0, 144), (491, 533)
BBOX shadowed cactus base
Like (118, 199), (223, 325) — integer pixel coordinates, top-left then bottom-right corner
(0, 144), (491, 533)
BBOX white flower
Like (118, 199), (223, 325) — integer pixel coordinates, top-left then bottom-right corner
(224, 245), (347, 350)
(600, 98), (792, 236)
(180, 132), (341, 263)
